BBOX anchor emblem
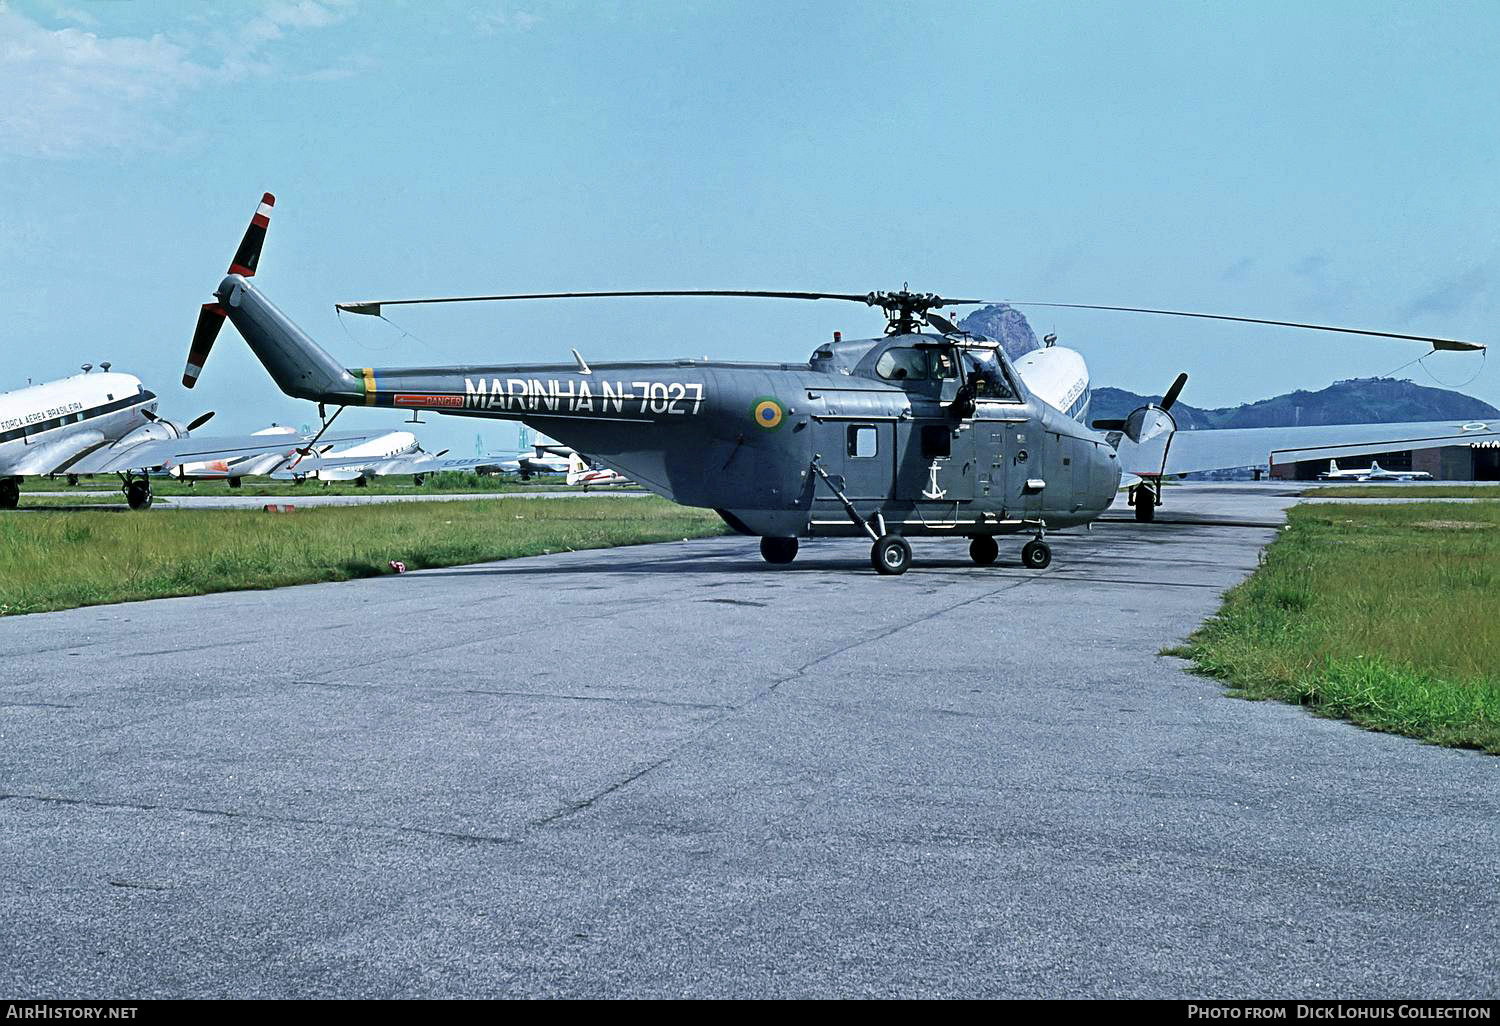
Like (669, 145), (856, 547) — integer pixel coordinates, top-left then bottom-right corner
(922, 459), (947, 500)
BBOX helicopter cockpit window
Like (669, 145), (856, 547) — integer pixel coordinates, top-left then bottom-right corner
(874, 348), (930, 382)
(964, 349), (1018, 401)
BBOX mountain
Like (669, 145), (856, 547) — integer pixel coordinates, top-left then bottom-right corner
(958, 303), (1497, 428)
(958, 304), (1042, 361)
(1090, 377), (1499, 429)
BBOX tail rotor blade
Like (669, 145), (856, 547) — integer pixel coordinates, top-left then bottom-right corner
(185, 193), (275, 390)
(229, 193), (275, 277)
(1161, 372), (1188, 411)
(183, 303), (226, 388)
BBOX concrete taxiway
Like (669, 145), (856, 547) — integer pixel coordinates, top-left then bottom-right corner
(2, 483), (1496, 997)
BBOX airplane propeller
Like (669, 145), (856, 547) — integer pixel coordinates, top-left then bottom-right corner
(1092, 372), (1188, 433)
(1161, 371), (1188, 411)
(141, 409), (216, 433)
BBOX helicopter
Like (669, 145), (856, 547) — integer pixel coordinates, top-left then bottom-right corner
(183, 194), (1486, 574)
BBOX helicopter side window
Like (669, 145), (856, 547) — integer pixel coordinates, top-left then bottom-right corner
(921, 425), (951, 458)
(847, 425), (878, 458)
(930, 348), (959, 379)
(874, 348), (929, 382)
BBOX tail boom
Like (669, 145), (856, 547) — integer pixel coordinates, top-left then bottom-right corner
(216, 275), (363, 403)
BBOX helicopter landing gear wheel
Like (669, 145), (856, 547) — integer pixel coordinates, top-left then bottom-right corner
(1021, 539), (1051, 570)
(0, 479), (19, 510)
(968, 535), (998, 566)
(871, 534), (912, 575)
(125, 479), (152, 511)
(760, 536), (798, 564)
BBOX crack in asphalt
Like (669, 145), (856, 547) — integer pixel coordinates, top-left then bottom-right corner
(530, 757), (674, 828)
(0, 792), (517, 847)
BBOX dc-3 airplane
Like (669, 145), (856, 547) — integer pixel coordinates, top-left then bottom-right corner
(1316, 458), (1433, 482)
(0, 371), (375, 511)
(270, 429), (500, 485)
(182, 193), (1497, 573)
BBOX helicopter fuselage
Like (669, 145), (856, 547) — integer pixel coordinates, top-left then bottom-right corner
(218, 272), (1120, 542)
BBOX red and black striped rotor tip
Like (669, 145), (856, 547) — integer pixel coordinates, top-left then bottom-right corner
(228, 192), (275, 277)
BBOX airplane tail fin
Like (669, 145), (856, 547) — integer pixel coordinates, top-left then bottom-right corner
(1329, 459), (1339, 474)
(185, 194), (363, 404)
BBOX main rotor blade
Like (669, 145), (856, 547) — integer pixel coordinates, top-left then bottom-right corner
(336, 289), (879, 317)
(926, 311), (962, 335)
(999, 302), (1486, 352)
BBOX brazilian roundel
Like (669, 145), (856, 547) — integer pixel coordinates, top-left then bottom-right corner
(751, 397), (784, 430)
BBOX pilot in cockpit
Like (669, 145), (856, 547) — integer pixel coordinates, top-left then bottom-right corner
(963, 348), (1016, 401)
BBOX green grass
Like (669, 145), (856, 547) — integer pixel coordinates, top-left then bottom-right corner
(0, 497), (725, 616)
(1170, 502), (1500, 752)
(1308, 484), (1500, 499)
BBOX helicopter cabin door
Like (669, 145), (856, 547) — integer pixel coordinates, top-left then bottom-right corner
(894, 419), (976, 504)
(818, 421), (895, 503)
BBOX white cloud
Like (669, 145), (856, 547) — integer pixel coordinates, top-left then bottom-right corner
(0, 5), (207, 157)
(243, 0), (348, 45)
(0, 1), (357, 159)
(473, 5), (542, 35)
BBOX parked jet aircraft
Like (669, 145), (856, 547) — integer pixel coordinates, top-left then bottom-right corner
(1316, 458), (1433, 482)
(182, 192), (1495, 572)
(566, 453), (633, 489)
(498, 434), (572, 478)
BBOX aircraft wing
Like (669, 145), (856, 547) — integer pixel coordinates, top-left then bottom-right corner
(271, 452), (503, 480)
(60, 430), (378, 476)
(0, 431), (108, 476)
(1159, 420), (1500, 476)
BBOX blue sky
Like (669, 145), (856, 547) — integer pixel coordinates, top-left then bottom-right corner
(2, 0), (1496, 454)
